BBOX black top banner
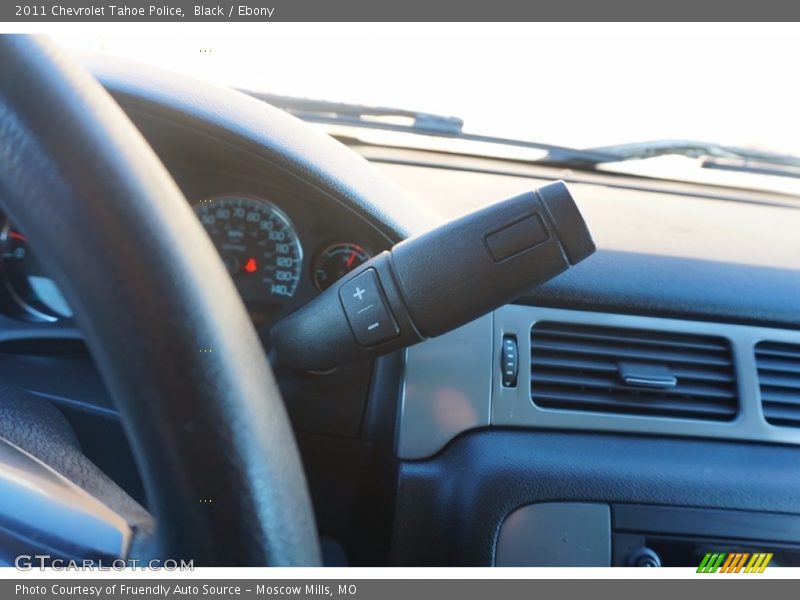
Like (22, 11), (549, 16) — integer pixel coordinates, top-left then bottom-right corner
(4, 0), (800, 21)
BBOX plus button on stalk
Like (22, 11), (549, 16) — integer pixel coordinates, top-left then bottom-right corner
(339, 269), (399, 347)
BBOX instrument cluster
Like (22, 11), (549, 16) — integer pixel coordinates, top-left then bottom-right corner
(0, 190), (380, 327)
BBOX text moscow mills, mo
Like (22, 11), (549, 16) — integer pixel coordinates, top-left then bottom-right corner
(16, 584), (360, 597)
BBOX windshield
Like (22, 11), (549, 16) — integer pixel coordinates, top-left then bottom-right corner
(53, 23), (800, 188)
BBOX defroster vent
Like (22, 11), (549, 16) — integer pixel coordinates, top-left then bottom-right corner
(530, 322), (738, 421)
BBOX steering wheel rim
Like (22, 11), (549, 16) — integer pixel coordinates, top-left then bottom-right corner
(0, 35), (321, 565)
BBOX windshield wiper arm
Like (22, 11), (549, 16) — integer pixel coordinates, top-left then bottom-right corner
(572, 138), (800, 170)
(245, 91), (466, 136)
(240, 90), (620, 165)
(567, 139), (800, 181)
(700, 156), (800, 180)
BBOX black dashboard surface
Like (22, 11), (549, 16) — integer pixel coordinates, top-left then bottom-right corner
(391, 429), (800, 566)
(362, 151), (800, 330)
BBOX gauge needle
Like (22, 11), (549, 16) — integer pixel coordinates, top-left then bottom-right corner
(346, 252), (357, 268)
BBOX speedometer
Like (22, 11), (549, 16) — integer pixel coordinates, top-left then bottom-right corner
(194, 195), (303, 302)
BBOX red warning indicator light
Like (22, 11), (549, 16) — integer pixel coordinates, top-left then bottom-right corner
(244, 258), (257, 273)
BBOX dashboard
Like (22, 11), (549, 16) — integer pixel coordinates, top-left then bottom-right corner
(3, 56), (800, 567)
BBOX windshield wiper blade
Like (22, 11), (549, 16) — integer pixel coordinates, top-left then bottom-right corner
(240, 90), (620, 165)
(701, 156), (800, 180)
(575, 139), (800, 170)
(246, 91), (466, 136)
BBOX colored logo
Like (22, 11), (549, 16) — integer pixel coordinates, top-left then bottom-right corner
(697, 552), (773, 573)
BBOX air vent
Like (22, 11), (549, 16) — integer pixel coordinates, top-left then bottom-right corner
(755, 341), (800, 427)
(530, 322), (737, 421)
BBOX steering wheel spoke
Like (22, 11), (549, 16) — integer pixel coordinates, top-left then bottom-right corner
(0, 436), (131, 566)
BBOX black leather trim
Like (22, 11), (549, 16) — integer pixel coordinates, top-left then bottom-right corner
(0, 35), (320, 565)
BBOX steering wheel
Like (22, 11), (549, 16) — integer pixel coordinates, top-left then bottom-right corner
(0, 35), (321, 565)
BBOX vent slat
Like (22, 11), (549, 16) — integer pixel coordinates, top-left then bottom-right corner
(533, 371), (736, 400)
(534, 390), (737, 419)
(533, 325), (729, 353)
(760, 403), (800, 426)
(532, 355), (734, 384)
(531, 321), (737, 422)
(755, 346), (800, 360)
(756, 341), (800, 428)
(760, 392), (800, 407)
(757, 373), (800, 392)
(755, 356), (800, 375)
(759, 387), (800, 406)
(532, 340), (730, 367)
